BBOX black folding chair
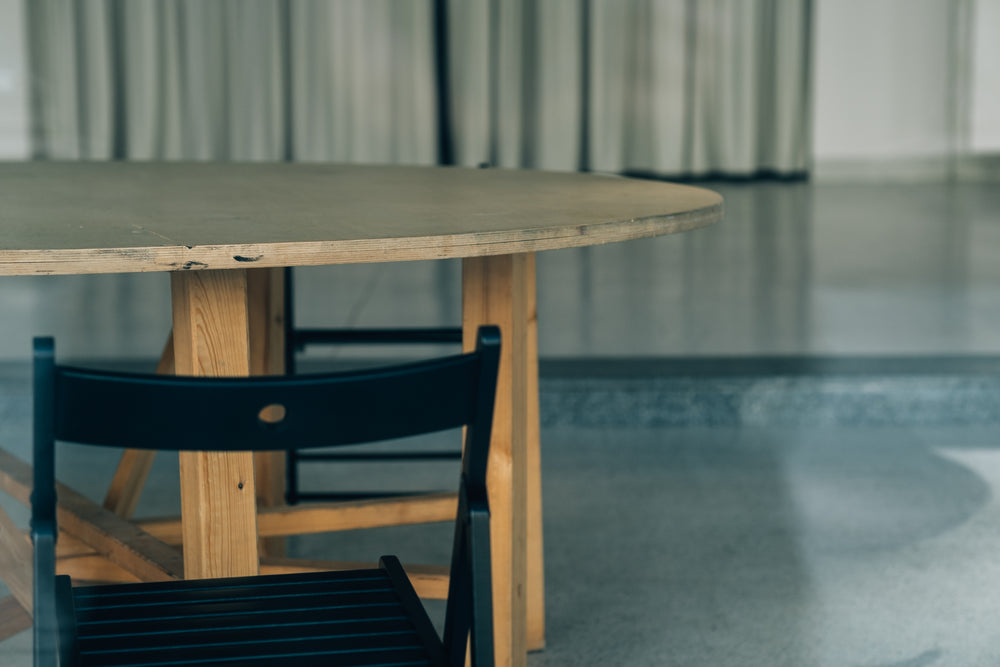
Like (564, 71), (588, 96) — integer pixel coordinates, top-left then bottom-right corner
(282, 267), (464, 504)
(31, 326), (500, 667)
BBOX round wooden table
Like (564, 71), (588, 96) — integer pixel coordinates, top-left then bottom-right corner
(0, 162), (722, 666)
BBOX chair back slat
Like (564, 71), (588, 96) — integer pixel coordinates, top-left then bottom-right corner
(48, 330), (498, 455)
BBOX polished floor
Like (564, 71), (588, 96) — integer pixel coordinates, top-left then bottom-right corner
(1, 180), (1000, 665)
(0, 181), (999, 362)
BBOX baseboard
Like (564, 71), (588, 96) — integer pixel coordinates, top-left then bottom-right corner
(814, 155), (1000, 183)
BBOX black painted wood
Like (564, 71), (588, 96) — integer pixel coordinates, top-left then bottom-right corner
(282, 266), (465, 505)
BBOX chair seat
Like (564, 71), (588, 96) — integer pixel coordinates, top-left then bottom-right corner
(68, 566), (444, 667)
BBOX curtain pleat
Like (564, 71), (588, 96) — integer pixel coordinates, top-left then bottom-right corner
(534, 0), (583, 171)
(288, 0), (437, 164)
(27, 0), (811, 176)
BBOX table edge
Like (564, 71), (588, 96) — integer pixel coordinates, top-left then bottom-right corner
(0, 201), (722, 276)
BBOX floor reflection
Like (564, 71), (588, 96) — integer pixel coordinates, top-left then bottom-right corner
(1, 181), (998, 361)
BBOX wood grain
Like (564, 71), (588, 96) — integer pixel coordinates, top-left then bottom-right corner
(54, 532), (97, 558)
(171, 270), (259, 580)
(463, 254), (529, 667)
(0, 595), (31, 641)
(0, 448), (183, 583)
(0, 163), (722, 276)
(0, 504), (32, 614)
(56, 554), (143, 585)
(137, 493), (459, 544)
(523, 254), (545, 652)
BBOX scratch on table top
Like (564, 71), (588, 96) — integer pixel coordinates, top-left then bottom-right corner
(132, 224), (181, 246)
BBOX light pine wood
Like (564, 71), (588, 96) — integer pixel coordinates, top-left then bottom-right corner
(246, 267), (287, 378)
(101, 332), (175, 517)
(247, 267), (287, 558)
(0, 504), (32, 614)
(251, 491), (457, 536)
(54, 532), (98, 558)
(523, 253), (545, 652)
(56, 554), (143, 585)
(0, 595), (31, 642)
(260, 558), (449, 600)
(171, 270), (259, 580)
(102, 449), (157, 518)
(137, 493), (459, 544)
(463, 254), (529, 667)
(0, 163), (722, 276)
(36, 531), (143, 585)
(0, 448), (183, 583)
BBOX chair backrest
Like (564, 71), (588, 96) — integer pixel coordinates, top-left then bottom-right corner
(31, 325), (500, 666)
(38, 330), (498, 450)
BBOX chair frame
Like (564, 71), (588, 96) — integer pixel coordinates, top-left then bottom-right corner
(32, 326), (500, 667)
(282, 266), (464, 504)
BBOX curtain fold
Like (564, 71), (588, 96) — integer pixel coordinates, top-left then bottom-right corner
(27, 0), (812, 176)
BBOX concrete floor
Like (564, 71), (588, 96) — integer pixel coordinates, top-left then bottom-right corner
(1, 180), (1000, 665)
(3, 425), (1000, 666)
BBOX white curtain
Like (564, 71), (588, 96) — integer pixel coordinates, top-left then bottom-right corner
(27, 0), (812, 177)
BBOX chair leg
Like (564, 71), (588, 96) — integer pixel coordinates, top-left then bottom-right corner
(33, 532), (56, 667)
(53, 576), (80, 667)
(468, 508), (495, 667)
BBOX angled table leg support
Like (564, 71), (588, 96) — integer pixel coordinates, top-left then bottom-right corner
(0, 595), (31, 642)
(0, 448), (183, 583)
(171, 270), (259, 580)
(102, 332), (175, 518)
(463, 254), (529, 667)
(0, 504), (32, 615)
(247, 268), (287, 558)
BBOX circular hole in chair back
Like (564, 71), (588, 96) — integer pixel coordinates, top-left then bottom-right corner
(258, 403), (287, 425)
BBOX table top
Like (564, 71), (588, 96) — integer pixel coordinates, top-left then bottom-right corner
(0, 162), (723, 276)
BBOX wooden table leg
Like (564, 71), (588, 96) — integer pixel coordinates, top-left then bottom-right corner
(171, 270), (259, 579)
(524, 253), (546, 652)
(463, 254), (529, 667)
(0, 449), (182, 583)
(247, 268), (287, 557)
